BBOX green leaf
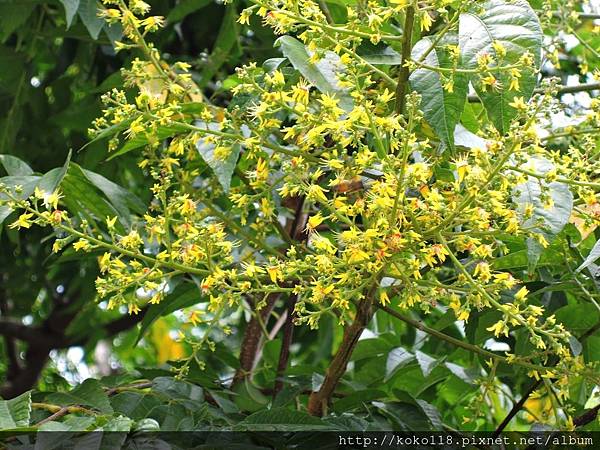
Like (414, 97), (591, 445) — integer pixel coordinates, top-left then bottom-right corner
(199, 4), (239, 87)
(152, 377), (203, 401)
(78, 0), (104, 39)
(275, 35), (353, 111)
(0, 155), (33, 176)
(0, 1), (37, 42)
(47, 379), (113, 414)
(196, 125), (241, 193)
(107, 123), (190, 160)
(555, 304), (600, 334)
(454, 123), (487, 149)
(415, 350), (439, 377)
(577, 239), (600, 273)
(458, 0), (542, 133)
(81, 167), (146, 216)
(38, 150), (71, 194)
(236, 407), (328, 431)
(59, 0), (80, 27)
(409, 34), (468, 150)
(359, 45), (402, 65)
(110, 392), (161, 421)
(167, 0), (212, 22)
(385, 347), (414, 381)
(136, 283), (202, 344)
(0, 391), (31, 429)
(332, 389), (387, 413)
(512, 157), (573, 269)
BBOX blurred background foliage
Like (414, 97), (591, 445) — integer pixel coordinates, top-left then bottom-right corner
(0, 0), (600, 435)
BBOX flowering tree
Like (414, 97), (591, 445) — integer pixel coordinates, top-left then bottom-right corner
(1, 0), (600, 434)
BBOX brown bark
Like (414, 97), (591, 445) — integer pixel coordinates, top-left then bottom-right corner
(307, 298), (374, 416)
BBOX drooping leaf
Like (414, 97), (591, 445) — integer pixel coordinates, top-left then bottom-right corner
(0, 154), (33, 176)
(458, 0), (542, 133)
(577, 239), (600, 273)
(136, 282), (203, 344)
(410, 34), (468, 151)
(59, 0), (80, 27)
(196, 123), (241, 193)
(0, 391), (31, 430)
(81, 167), (146, 216)
(78, 0), (104, 39)
(275, 35), (353, 111)
(512, 156), (573, 270)
(38, 150), (71, 194)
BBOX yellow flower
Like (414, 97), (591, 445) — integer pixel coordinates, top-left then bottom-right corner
(379, 290), (390, 306)
(9, 212), (34, 229)
(509, 96), (527, 111)
(306, 213), (324, 232)
(420, 12), (433, 32)
(106, 216), (118, 229)
(128, 303), (141, 315)
(491, 40), (507, 58)
(73, 239), (91, 252)
(267, 266), (283, 283)
(514, 286), (529, 302)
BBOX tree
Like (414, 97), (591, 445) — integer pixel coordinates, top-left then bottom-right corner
(1, 0), (600, 437)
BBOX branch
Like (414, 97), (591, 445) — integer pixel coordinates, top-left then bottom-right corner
(468, 82), (600, 102)
(273, 294), (298, 397)
(307, 296), (374, 416)
(378, 305), (548, 372)
(394, 5), (415, 114)
(494, 319), (600, 435)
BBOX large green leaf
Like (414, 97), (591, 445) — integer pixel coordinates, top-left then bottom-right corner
(512, 156), (573, 269)
(0, 391), (31, 430)
(47, 379), (113, 414)
(235, 407), (328, 431)
(136, 282), (203, 344)
(577, 239), (600, 273)
(458, 0), (542, 133)
(0, 154), (33, 176)
(78, 0), (104, 39)
(59, 0), (80, 27)
(275, 35), (353, 111)
(410, 34), (468, 151)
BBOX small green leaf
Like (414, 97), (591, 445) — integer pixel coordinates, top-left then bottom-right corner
(458, 0), (542, 133)
(276, 35), (353, 111)
(410, 34), (468, 151)
(0, 155), (33, 176)
(59, 0), (80, 27)
(0, 391), (31, 429)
